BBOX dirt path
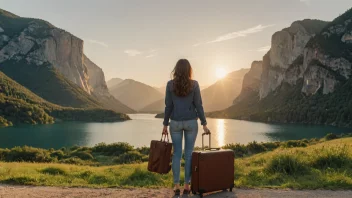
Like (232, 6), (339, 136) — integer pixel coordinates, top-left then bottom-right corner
(0, 185), (351, 198)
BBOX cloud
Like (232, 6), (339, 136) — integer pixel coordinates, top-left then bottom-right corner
(256, 45), (271, 52)
(194, 24), (275, 46)
(124, 49), (158, 58)
(248, 45), (271, 52)
(192, 42), (203, 47)
(146, 54), (157, 58)
(145, 49), (158, 58)
(87, 39), (109, 48)
(124, 49), (143, 56)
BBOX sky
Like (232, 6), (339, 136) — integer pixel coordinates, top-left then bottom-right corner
(1, 0), (352, 87)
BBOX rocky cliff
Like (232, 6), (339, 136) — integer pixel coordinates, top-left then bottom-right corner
(0, 8), (133, 113)
(0, 16), (90, 93)
(209, 8), (352, 127)
(260, 19), (329, 98)
(84, 55), (134, 113)
(233, 61), (262, 104)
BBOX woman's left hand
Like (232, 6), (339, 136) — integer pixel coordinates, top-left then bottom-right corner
(162, 125), (168, 135)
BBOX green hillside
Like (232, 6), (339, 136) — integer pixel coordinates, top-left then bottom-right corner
(0, 59), (103, 110)
(209, 78), (352, 127)
(0, 71), (129, 127)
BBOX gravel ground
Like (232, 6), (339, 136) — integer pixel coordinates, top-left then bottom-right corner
(0, 185), (351, 198)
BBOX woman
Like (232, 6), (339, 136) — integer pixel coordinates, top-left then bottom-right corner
(162, 59), (210, 196)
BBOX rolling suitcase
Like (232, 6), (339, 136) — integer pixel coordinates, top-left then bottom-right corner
(147, 134), (173, 174)
(191, 132), (234, 197)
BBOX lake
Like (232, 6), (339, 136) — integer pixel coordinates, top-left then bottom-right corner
(0, 114), (351, 149)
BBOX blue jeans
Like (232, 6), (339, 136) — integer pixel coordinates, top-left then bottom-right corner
(169, 119), (198, 184)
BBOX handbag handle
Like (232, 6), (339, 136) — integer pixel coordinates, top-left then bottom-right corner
(160, 133), (169, 142)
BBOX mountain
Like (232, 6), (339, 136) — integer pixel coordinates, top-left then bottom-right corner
(209, 9), (352, 127)
(201, 68), (249, 112)
(143, 69), (249, 113)
(233, 61), (262, 104)
(84, 56), (134, 113)
(139, 98), (164, 113)
(0, 71), (129, 127)
(107, 78), (123, 89)
(0, 8), (133, 114)
(260, 19), (329, 98)
(109, 79), (164, 111)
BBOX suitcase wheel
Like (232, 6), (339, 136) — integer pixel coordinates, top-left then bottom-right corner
(199, 193), (203, 198)
(192, 191), (196, 195)
(230, 188), (233, 192)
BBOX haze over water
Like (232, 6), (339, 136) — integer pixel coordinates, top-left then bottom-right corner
(0, 114), (350, 149)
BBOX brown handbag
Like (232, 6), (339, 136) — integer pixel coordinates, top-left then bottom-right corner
(147, 134), (173, 174)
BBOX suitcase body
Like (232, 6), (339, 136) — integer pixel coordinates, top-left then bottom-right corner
(191, 133), (234, 197)
(147, 135), (172, 174)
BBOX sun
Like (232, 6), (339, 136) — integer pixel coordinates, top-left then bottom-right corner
(215, 67), (227, 79)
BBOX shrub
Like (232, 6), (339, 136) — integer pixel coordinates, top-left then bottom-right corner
(75, 146), (91, 152)
(70, 151), (94, 160)
(247, 141), (267, 154)
(113, 151), (144, 164)
(59, 157), (85, 165)
(92, 142), (134, 156)
(265, 153), (307, 175)
(142, 155), (149, 162)
(324, 133), (339, 141)
(69, 145), (80, 151)
(223, 143), (247, 157)
(50, 150), (65, 160)
(5, 146), (52, 162)
(261, 142), (281, 150)
(40, 167), (67, 175)
(310, 145), (352, 169)
(281, 140), (308, 148)
(0, 148), (10, 161)
(136, 146), (150, 155)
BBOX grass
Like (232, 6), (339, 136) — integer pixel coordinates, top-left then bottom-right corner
(0, 163), (174, 188)
(234, 137), (352, 189)
(0, 137), (351, 189)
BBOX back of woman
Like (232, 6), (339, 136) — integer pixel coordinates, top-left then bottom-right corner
(162, 59), (209, 196)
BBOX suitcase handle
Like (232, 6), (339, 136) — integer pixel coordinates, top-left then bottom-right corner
(202, 131), (221, 150)
(202, 132), (211, 150)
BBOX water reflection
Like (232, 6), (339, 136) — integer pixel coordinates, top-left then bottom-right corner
(0, 114), (350, 149)
(216, 119), (225, 147)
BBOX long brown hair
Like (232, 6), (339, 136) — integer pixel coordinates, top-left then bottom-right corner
(171, 59), (193, 97)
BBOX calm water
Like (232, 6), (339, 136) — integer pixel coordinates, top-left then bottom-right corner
(0, 114), (351, 149)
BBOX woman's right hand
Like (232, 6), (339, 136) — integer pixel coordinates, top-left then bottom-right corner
(203, 125), (210, 134)
(162, 125), (168, 135)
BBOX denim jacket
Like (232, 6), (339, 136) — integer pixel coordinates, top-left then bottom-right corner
(163, 80), (207, 126)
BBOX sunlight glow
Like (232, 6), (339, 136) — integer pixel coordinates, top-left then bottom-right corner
(215, 67), (227, 79)
(216, 119), (225, 147)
